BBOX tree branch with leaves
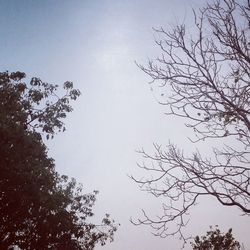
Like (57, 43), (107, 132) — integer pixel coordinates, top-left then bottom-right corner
(0, 71), (117, 250)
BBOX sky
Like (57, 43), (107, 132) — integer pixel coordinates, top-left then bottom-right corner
(0, 0), (249, 250)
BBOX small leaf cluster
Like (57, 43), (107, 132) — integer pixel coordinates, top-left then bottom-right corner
(191, 226), (241, 250)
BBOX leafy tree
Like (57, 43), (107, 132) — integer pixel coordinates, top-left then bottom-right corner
(132, 0), (250, 242)
(0, 71), (117, 249)
(191, 226), (241, 250)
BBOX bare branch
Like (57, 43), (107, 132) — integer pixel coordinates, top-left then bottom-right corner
(133, 0), (250, 242)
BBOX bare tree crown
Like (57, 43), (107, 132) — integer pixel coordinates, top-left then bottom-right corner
(132, 0), (250, 242)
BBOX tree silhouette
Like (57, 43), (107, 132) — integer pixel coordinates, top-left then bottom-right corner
(191, 226), (241, 250)
(132, 0), (250, 242)
(0, 71), (117, 249)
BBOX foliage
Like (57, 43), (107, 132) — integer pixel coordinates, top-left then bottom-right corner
(132, 0), (250, 242)
(0, 71), (116, 249)
(191, 226), (241, 250)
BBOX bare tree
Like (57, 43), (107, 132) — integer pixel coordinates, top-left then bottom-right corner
(131, 0), (250, 242)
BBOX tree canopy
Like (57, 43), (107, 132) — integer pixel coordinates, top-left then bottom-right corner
(191, 227), (241, 250)
(0, 71), (116, 249)
(132, 0), (250, 242)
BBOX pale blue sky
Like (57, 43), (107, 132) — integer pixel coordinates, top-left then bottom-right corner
(1, 1), (249, 250)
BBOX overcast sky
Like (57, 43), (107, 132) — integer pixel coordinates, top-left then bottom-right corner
(0, 1), (249, 249)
